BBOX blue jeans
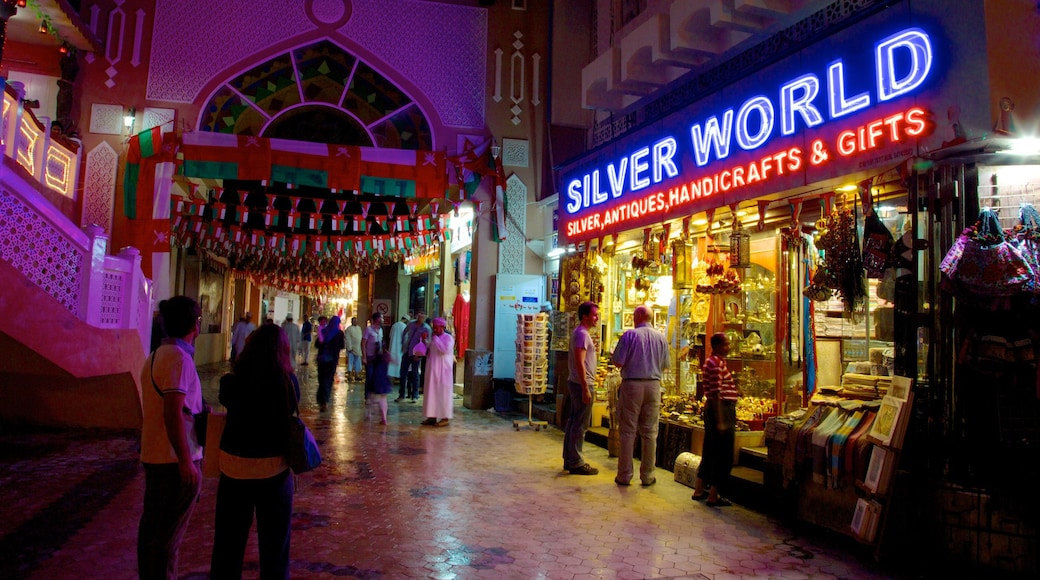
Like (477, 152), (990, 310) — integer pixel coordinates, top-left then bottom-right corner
(138, 461), (202, 580)
(211, 469), (293, 580)
(347, 352), (362, 372)
(563, 381), (593, 469)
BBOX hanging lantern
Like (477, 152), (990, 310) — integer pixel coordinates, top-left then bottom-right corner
(729, 221), (751, 268)
(672, 239), (693, 288)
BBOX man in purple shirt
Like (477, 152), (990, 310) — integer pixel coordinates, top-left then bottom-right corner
(611, 305), (670, 486)
(564, 301), (600, 475)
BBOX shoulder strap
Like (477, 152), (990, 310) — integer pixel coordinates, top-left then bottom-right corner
(150, 351), (163, 398)
(284, 373), (301, 417)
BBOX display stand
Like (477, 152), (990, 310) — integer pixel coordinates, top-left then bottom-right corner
(851, 376), (914, 556)
(514, 395), (547, 431)
(513, 313), (549, 431)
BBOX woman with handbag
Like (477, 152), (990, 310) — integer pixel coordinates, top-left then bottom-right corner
(211, 324), (299, 580)
(315, 315), (345, 412)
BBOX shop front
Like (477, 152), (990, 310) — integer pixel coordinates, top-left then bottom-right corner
(558, 1), (1040, 568)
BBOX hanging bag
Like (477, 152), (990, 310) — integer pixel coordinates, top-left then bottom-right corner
(945, 208), (1034, 297)
(285, 375), (322, 474)
(1011, 203), (1040, 295)
(862, 212), (894, 279)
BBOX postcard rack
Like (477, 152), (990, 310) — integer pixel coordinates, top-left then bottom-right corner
(851, 375), (914, 557)
(513, 313), (549, 431)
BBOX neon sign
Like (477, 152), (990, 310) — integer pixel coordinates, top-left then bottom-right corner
(564, 27), (935, 218)
(564, 106), (929, 239)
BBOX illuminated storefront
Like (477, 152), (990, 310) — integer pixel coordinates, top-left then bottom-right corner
(557, 1), (1040, 561)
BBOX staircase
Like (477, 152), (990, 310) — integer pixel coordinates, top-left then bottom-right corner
(0, 109), (152, 429)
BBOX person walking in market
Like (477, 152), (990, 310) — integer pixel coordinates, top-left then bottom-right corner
(611, 304), (670, 487)
(387, 315), (408, 383)
(399, 311), (431, 402)
(361, 312), (384, 408)
(563, 301), (600, 476)
(692, 332), (738, 507)
(281, 314), (301, 370)
(420, 317), (455, 426)
(299, 316), (313, 366)
(314, 316), (345, 412)
(345, 317), (364, 382)
(229, 312), (256, 362)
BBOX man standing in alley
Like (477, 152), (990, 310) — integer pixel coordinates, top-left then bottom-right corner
(282, 314), (301, 369)
(563, 301), (600, 476)
(300, 316), (313, 365)
(138, 296), (205, 579)
(345, 316), (364, 382)
(229, 312), (255, 362)
(611, 305), (669, 487)
(399, 311), (430, 402)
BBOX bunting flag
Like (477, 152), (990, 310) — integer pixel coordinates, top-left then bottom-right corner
(123, 126), (164, 219)
(757, 199), (771, 231)
(180, 133), (272, 181)
(490, 149), (508, 242)
(178, 133), (444, 194)
(447, 137), (493, 198)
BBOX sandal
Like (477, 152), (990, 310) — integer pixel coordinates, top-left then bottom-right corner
(706, 498), (732, 507)
(691, 492), (708, 501)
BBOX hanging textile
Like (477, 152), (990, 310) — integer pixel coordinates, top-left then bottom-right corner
(452, 292), (471, 359)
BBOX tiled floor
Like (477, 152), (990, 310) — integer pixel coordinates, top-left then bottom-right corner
(0, 363), (895, 579)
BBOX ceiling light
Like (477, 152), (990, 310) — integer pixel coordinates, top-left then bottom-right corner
(693, 218), (708, 226)
(1005, 137), (1040, 156)
(547, 247), (565, 258)
(836, 184), (859, 192)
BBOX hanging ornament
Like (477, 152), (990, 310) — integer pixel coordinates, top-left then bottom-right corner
(757, 199), (770, 231)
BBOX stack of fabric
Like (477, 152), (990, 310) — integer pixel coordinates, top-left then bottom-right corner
(841, 373), (882, 398)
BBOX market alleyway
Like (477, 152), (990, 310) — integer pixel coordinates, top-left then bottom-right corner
(0, 362), (895, 580)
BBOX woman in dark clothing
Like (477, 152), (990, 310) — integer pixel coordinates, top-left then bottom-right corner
(366, 346), (394, 424)
(211, 324), (299, 580)
(315, 315), (345, 412)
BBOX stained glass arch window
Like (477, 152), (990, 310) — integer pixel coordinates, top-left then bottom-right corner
(200, 39), (433, 150)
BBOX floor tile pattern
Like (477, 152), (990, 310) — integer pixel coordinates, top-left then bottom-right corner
(0, 362), (895, 579)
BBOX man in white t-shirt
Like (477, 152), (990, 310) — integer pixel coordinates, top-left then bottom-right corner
(138, 295), (206, 579)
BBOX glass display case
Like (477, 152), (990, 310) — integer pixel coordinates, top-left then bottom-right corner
(712, 261), (780, 425)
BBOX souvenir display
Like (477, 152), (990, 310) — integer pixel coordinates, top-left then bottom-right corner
(940, 207), (1033, 299)
(514, 313), (549, 395)
(814, 200), (866, 314)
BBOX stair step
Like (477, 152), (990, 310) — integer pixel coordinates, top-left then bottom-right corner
(586, 426), (609, 449)
(739, 446), (769, 471)
(730, 465), (765, 485)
